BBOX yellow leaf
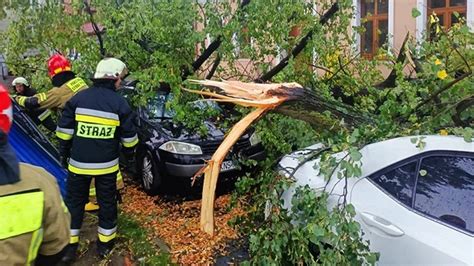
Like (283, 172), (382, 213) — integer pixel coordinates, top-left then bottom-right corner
(437, 70), (448, 80)
(434, 59), (442, 65)
(439, 129), (448, 136)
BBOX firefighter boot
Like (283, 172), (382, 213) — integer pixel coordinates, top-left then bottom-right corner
(60, 243), (78, 264)
(85, 201), (99, 211)
(97, 240), (115, 258)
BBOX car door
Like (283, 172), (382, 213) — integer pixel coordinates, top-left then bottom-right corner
(350, 152), (474, 265)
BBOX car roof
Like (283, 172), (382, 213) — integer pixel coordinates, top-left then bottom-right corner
(280, 135), (473, 181)
(358, 135), (472, 177)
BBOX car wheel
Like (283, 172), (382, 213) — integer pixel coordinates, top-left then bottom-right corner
(139, 150), (162, 195)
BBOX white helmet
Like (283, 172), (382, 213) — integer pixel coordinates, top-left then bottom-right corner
(12, 77), (29, 87)
(93, 58), (128, 80)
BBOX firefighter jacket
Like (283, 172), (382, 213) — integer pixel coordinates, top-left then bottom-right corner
(13, 86), (55, 130)
(56, 82), (138, 176)
(0, 142), (71, 265)
(15, 77), (88, 113)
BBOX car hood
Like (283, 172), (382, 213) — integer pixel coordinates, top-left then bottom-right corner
(278, 143), (347, 210)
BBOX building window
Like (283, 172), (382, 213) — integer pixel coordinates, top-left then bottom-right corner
(428, 0), (467, 28)
(360, 0), (389, 58)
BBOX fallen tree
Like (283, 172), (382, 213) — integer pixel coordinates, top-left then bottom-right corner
(185, 79), (375, 234)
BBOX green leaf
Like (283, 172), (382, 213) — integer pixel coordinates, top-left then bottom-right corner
(411, 8), (421, 18)
(350, 149), (362, 161)
(463, 130), (473, 143)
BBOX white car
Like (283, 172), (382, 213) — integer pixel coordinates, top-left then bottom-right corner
(279, 135), (474, 265)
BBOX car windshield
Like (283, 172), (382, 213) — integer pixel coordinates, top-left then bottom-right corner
(147, 92), (175, 119)
(146, 92), (222, 120)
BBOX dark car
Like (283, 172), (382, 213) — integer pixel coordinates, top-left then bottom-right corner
(119, 81), (265, 195)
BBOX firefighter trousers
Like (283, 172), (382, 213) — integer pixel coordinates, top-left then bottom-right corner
(65, 171), (118, 244)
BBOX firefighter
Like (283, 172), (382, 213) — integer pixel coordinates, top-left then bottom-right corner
(11, 77), (56, 132)
(57, 58), (138, 261)
(15, 54), (87, 117)
(0, 84), (71, 265)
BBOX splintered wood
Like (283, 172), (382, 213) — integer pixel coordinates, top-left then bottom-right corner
(186, 80), (303, 235)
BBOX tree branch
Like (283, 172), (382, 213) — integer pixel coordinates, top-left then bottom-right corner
(84, 0), (106, 57)
(255, 2), (339, 83)
(452, 96), (474, 127)
(205, 54), (221, 79)
(415, 71), (471, 113)
(181, 0), (252, 80)
(375, 32), (410, 89)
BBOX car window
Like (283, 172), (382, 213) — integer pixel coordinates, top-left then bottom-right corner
(369, 161), (417, 206)
(147, 92), (175, 119)
(117, 89), (134, 104)
(414, 155), (474, 234)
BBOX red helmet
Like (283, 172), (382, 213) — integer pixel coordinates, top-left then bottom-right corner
(47, 54), (72, 78)
(0, 84), (12, 133)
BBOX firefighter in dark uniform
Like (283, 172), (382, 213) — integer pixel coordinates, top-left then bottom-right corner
(11, 77), (56, 132)
(0, 84), (71, 265)
(15, 54), (88, 118)
(57, 58), (138, 261)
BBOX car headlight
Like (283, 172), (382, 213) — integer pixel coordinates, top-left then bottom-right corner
(159, 141), (203, 155)
(249, 132), (261, 146)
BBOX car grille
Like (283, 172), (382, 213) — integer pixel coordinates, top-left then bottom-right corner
(200, 139), (251, 154)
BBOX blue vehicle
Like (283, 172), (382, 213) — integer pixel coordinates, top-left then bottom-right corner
(8, 102), (67, 196)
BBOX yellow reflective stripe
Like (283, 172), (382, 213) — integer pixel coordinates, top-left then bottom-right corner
(68, 164), (119, 175)
(56, 131), (73, 140)
(27, 228), (43, 264)
(122, 138), (138, 148)
(66, 77), (87, 93)
(76, 114), (120, 126)
(0, 191), (44, 240)
(98, 232), (116, 243)
(89, 186), (96, 196)
(37, 93), (47, 102)
(38, 110), (51, 121)
(61, 200), (69, 213)
(70, 235), (79, 244)
(117, 171), (122, 181)
(16, 96), (26, 106)
(77, 122), (116, 139)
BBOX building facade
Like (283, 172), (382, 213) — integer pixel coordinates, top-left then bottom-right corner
(352, 0), (473, 58)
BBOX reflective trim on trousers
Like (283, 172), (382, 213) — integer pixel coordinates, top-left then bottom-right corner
(98, 226), (117, 236)
(70, 229), (80, 236)
(98, 226), (117, 243)
(98, 232), (116, 243)
(70, 236), (79, 244)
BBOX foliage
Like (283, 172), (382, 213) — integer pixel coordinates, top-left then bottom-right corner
(1, 0), (472, 264)
(118, 213), (171, 265)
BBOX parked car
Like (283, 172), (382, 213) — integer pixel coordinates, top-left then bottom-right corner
(278, 135), (473, 265)
(119, 80), (265, 195)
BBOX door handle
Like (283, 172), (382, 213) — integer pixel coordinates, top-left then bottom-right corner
(360, 212), (404, 237)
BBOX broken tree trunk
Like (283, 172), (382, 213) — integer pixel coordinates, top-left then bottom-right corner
(185, 80), (371, 235)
